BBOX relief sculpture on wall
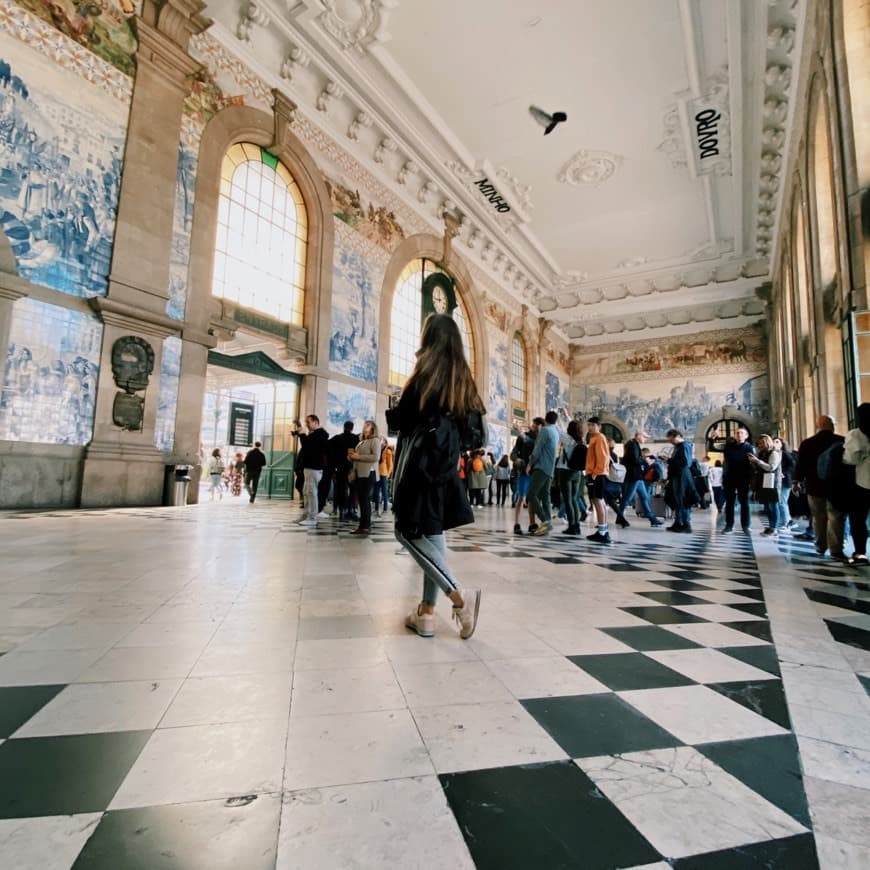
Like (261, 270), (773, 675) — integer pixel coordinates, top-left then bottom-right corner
(111, 335), (154, 431)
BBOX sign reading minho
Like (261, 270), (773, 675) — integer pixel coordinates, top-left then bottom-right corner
(473, 177), (511, 214)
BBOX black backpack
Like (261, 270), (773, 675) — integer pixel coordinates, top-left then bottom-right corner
(567, 441), (586, 471)
(817, 442), (844, 482)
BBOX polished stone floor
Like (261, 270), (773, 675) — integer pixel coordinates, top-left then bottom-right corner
(0, 499), (868, 869)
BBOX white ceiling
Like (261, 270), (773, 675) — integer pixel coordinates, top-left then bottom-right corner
(204, 0), (806, 343)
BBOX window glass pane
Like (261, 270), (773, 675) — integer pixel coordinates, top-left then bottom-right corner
(511, 333), (526, 412)
(212, 144), (308, 326)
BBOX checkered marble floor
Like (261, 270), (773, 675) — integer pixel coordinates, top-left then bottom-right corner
(0, 502), (867, 868)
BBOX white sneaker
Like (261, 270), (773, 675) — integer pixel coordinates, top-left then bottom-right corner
(394, 547), (408, 555)
(452, 588), (481, 639)
(405, 607), (434, 638)
(299, 518), (318, 526)
(316, 511), (330, 519)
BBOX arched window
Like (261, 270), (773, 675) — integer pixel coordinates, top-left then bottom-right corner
(212, 143), (308, 326)
(511, 332), (527, 419)
(388, 257), (474, 387)
(705, 418), (752, 455)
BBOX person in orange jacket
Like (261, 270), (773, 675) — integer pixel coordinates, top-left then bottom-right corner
(585, 416), (612, 544)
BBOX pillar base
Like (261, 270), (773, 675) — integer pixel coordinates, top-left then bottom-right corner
(80, 442), (169, 507)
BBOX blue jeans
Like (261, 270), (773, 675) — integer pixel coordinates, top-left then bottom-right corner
(675, 507), (691, 527)
(374, 475), (389, 512)
(764, 499), (782, 530)
(395, 530), (459, 606)
(779, 485), (792, 526)
(623, 478), (656, 521)
(557, 468), (581, 527)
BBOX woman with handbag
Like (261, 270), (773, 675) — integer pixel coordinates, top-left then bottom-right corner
(842, 403), (870, 565)
(748, 434), (782, 536)
(347, 420), (380, 535)
(388, 314), (487, 640)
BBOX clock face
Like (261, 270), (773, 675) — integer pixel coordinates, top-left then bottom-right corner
(432, 285), (449, 314)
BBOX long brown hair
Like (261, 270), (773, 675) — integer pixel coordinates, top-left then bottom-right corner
(405, 314), (486, 417)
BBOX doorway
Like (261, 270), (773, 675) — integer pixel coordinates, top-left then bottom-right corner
(202, 350), (302, 499)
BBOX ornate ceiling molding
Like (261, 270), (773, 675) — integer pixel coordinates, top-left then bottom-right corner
(557, 149), (623, 187)
(753, 0), (801, 259)
(316, 0), (395, 51)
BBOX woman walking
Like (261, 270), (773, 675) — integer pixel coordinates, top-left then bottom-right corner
(348, 420), (380, 535)
(558, 419), (584, 535)
(389, 314), (486, 639)
(749, 434), (783, 536)
(207, 448), (225, 501)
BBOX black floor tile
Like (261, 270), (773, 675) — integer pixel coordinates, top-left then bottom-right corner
(0, 685), (65, 738)
(621, 606), (710, 625)
(824, 619), (870, 651)
(858, 674), (870, 696)
(440, 761), (662, 870)
(521, 693), (683, 758)
(808, 588), (870, 615)
(72, 794), (281, 870)
(664, 571), (716, 580)
(717, 644), (781, 676)
(0, 731), (151, 818)
(722, 620), (773, 642)
(707, 679), (791, 729)
(569, 653), (696, 691)
(697, 734), (810, 828)
(540, 556), (582, 564)
(725, 602), (769, 618)
(602, 626), (702, 651)
(672, 833), (819, 869)
(637, 590), (715, 606)
(731, 587), (766, 601)
(649, 579), (715, 591)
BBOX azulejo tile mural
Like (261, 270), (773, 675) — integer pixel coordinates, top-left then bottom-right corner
(545, 371), (567, 415)
(329, 233), (382, 385)
(154, 336), (181, 452)
(573, 373), (771, 440)
(0, 298), (101, 444)
(326, 379), (377, 437)
(487, 328), (508, 425)
(167, 145), (197, 320)
(0, 29), (128, 297)
(15, 0), (138, 76)
(486, 421), (508, 461)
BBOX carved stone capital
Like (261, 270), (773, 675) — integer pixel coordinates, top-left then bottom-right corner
(88, 297), (180, 340)
(136, 20), (203, 87)
(140, 0), (211, 51)
(269, 89), (298, 158)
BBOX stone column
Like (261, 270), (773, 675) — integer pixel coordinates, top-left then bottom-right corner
(80, 0), (210, 507)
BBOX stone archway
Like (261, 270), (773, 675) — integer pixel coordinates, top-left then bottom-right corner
(694, 407), (762, 456)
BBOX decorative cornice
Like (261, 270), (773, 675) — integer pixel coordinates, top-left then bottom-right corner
(316, 0), (395, 52)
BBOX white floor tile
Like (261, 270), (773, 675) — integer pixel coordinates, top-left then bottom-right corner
(578, 747), (806, 858)
(0, 648), (109, 686)
(644, 648), (777, 684)
(486, 656), (609, 698)
(412, 700), (567, 773)
(293, 637), (387, 671)
(277, 777), (473, 870)
(78, 645), (203, 682)
(660, 623), (770, 648)
(110, 719), (288, 809)
(13, 679), (181, 736)
(618, 685), (788, 744)
(0, 814), (102, 870)
(190, 643), (295, 677)
(393, 660), (513, 709)
(290, 663), (405, 717)
(284, 709), (433, 789)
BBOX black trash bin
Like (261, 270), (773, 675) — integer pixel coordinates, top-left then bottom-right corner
(164, 465), (191, 506)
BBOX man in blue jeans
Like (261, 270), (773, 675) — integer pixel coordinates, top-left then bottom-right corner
(526, 410), (559, 536)
(622, 431), (663, 527)
(511, 424), (535, 534)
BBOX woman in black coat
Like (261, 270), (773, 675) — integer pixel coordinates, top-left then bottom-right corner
(389, 314), (487, 640)
(665, 428), (697, 533)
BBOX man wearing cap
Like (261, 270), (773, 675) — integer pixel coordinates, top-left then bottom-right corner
(585, 417), (612, 543)
(622, 431), (663, 527)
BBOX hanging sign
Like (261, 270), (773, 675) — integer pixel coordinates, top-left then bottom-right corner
(229, 402), (254, 446)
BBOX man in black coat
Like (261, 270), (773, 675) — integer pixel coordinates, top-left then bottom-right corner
(329, 421), (360, 521)
(722, 426), (756, 532)
(296, 415), (329, 525)
(243, 441), (267, 504)
(794, 415), (846, 559)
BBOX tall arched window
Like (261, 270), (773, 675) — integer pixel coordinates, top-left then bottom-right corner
(511, 332), (527, 419)
(212, 143), (308, 326)
(388, 257), (474, 387)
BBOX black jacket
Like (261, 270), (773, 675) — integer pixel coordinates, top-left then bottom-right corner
(297, 427), (329, 471)
(328, 431), (359, 473)
(389, 385), (482, 537)
(666, 441), (698, 510)
(794, 430), (844, 497)
(723, 440), (756, 488)
(623, 438), (645, 482)
(244, 447), (266, 474)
